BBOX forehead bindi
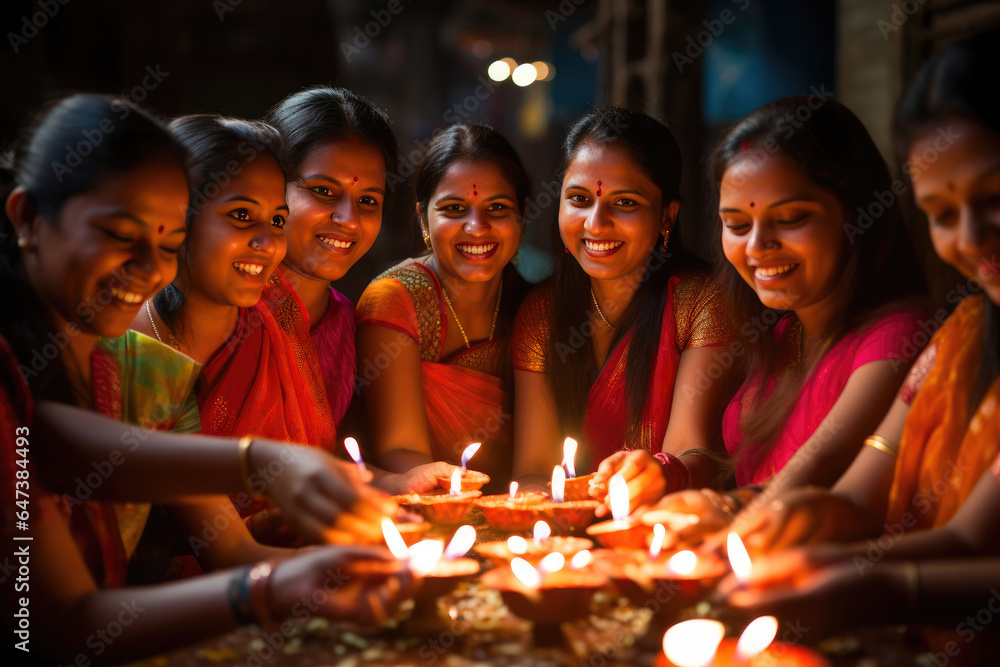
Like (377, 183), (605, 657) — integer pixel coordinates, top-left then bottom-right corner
(596, 180), (602, 196)
(472, 183), (478, 196)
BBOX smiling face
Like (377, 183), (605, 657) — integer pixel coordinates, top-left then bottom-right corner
(909, 117), (1000, 306)
(422, 158), (522, 284)
(181, 154), (288, 308)
(22, 156), (189, 338)
(559, 142), (673, 284)
(719, 152), (849, 313)
(283, 139), (386, 282)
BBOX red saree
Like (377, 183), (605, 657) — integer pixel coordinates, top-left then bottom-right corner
(199, 269), (337, 516)
(513, 269), (734, 470)
(356, 261), (513, 483)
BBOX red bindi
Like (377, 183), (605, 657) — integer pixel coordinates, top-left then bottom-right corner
(352, 176), (358, 183)
(750, 202), (755, 208)
(473, 183), (478, 196)
(157, 224), (164, 233)
(741, 140), (752, 152)
(596, 180), (602, 197)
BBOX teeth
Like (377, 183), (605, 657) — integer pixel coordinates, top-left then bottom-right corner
(318, 237), (354, 249)
(234, 262), (264, 276)
(755, 264), (796, 278)
(456, 243), (497, 255)
(109, 287), (143, 304)
(584, 240), (623, 252)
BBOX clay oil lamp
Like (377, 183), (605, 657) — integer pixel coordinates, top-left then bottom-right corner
(552, 437), (596, 501)
(475, 481), (549, 532)
(394, 469), (482, 525)
(475, 520), (593, 567)
(434, 443), (490, 492)
(346, 520), (444, 582)
(657, 616), (831, 667)
(538, 464), (601, 535)
(479, 552), (610, 646)
(585, 473), (652, 548)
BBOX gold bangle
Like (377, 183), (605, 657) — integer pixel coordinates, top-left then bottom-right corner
(864, 435), (899, 458)
(902, 561), (920, 620)
(237, 436), (263, 499)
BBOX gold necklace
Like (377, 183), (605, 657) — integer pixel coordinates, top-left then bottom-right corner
(145, 301), (180, 350)
(590, 287), (616, 330)
(441, 278), (503, 349)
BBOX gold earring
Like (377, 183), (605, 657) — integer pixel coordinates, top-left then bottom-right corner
(16, 236), (27, 248)
(423, 234), (432, 252)
(661, 231), (670, 252)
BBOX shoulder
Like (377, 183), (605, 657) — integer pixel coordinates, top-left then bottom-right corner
(672, 268), (734, 349)
(359, 260), (436, 312)
(514, 281), (556, 332)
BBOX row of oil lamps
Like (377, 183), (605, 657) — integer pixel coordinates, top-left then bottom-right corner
(342, 438), (829, 666)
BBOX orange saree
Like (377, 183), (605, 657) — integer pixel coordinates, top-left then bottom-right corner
(513, 269), (734, 470)
(886, 295), (1000, 530)
(356, 261), (513, 483)
(199, 269), (336, 516)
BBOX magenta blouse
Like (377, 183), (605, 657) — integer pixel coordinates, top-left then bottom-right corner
(309, 287), (356, 427)
(723, 307), (926, 485)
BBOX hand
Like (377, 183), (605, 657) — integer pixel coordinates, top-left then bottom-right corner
(268, 545), (419, 624)
(591, 450), (668, 518)
(642, 489), (735, 545)
(249, 441), (396, 544)
(246, 508), (298, 547)
(713, 548), (888, 641)
(729, 486), (854, 554)
(376, 461), (459, 495)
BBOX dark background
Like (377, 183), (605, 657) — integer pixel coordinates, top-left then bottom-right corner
(2, 0), (998, 302)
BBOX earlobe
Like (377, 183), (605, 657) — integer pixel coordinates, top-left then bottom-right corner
(5, 186), (40, 248)
(661, 200), (680, 236)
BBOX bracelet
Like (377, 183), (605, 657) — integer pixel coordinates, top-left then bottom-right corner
(248, 559), (280, 630)
(225, 565), (254, 625)
(864, 435), (899, 458)
(902, 561), (920, 620)
(238, 436), (264, 499)
(653, 452), (692, 491)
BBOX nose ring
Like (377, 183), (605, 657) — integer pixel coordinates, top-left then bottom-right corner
(251, 239), (262, 251)
(765, 240), (777, 250)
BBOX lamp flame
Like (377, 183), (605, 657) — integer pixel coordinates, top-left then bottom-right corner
(443, 525), (476, 560)
(735, 615), (778, 660)
(662, 619), (725, 667)
(507, 535), (527, 555)
(509, 481), (518, 499)
(609, 473), (630, 523)
(667, 550), (698, 576)
(570, 549), (592, 569)
(551, 465), (565, 503)
(460, 443), (481, 470)
(343, 437), (365, 471)
(407, 540), (444, 576)
(510, 557), (542, 588)
(533, 520), (551, 544)
(538, 551), (565, 573)
(449, 468), (462, 496)
(649, 523), (666, 559)
(381, 518), (408, 560)
(562, 437), (578, 478)
(727, 532), (752, 583)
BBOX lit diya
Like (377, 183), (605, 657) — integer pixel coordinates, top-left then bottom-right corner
(538, 464), (600, 534)
(480, 552), (609, 646)
(475, 520), (593, 567)
(343, 436), (367, 473)
(394, 469), (483, 524)
(550, 437), (597, 500)
(585, 473), (652, 547)
(434, 443), (490, 492)
(657, 616), (830, 667)
(475, 481), (550, 532)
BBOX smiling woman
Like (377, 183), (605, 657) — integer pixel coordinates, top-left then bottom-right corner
(355, 124), (530, 489)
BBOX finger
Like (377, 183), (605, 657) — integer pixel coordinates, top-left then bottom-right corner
(323, 527), (361, 544)
(290, 515), (333, 543)
(314, 464), (363, 509)
(333, 512), (384, 543)
(615, 452), (645, 482)
(296, 487), (344, 527)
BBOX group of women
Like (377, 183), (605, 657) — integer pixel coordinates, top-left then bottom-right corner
(2, 25), (999, 664)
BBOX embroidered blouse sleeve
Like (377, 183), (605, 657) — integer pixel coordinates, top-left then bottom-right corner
(673, 271), (735, 350)
(512, 286), (554, 373)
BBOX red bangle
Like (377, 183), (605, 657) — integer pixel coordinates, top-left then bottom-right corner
(247, 559), (280, 631)
(653, 452), (692, 491)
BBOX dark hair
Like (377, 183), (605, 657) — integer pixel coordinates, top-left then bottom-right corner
(547, 106), (704, 446)
(153, 114), (286, 335)
(709, 96), (926, 460)
(265, 86), (398, 181)
(412, 123), (531, 352)
(0, 93), (185, 400)
(895, 27), (1000, 419)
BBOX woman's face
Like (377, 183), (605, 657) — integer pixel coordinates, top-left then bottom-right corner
(283, 139), (386, 282)
(559, 141), (674, 284)
(909, 117), (1000, 306)
(423, 158), (522, 284)
(21, 157), (189, 338)
(182, 154), (288, 308)
(719, 152), (848, 314)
